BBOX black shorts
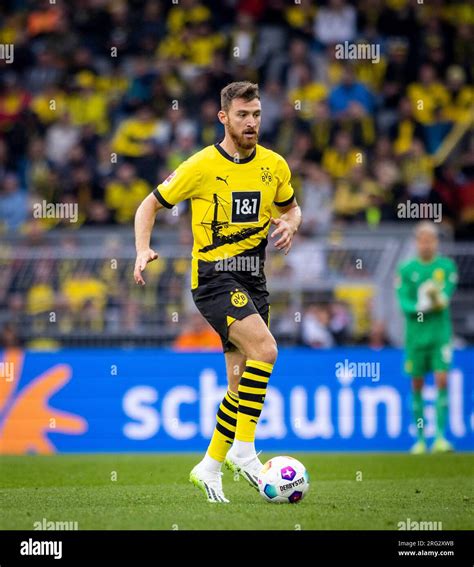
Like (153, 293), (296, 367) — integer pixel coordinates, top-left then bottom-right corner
(192, 276), (270, 352)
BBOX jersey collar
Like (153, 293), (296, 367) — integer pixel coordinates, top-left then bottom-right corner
(214, 143), (257, 164)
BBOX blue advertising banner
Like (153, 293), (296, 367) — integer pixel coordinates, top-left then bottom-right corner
(0, 348), (472, 453)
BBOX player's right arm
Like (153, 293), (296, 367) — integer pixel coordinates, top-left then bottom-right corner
(134, 193), (162, 285)
(134, 156), (202, 285)
(396, 263), (419, 315)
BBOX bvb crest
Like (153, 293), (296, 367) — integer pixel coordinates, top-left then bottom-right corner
(261, 167), (273, 185)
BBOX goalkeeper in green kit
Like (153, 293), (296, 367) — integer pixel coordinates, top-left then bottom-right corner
(396, 222), (458, 454)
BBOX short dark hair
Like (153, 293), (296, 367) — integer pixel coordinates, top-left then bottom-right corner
(220, 81), (260, 111)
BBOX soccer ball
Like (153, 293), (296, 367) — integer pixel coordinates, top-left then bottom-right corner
(258, 456), (310, 503)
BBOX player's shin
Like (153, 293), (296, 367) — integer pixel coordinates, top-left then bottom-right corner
(435, 387), (448, 439)
(204, 390), (239, 470)
(412, 390), (425, 441)
(234, 359), (273, 457)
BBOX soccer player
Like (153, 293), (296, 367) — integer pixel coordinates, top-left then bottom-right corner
(396, 222), (458, 454)
(134, 82), (302, 502)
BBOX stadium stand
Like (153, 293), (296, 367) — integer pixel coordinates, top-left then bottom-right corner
(0, 0), (473, 348)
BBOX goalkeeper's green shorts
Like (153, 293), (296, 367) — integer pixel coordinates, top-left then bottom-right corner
(404, 342), (452, 377)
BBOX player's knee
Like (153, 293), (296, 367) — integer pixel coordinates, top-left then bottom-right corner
(256, 337), (278, 365)
(412, 378), (424, 392)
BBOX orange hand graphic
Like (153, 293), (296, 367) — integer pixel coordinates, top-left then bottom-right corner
(0, 348), (22, 414)
(0, 349), (88, 454)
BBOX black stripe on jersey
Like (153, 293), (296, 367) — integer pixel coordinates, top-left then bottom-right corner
(216, 421), (235, 440)
(153, 188), (174, 209)
(199, 219), (270, 253)
(244, 366), (271, 378)
(217, 408), (237, 427)
(214, 143), (256, 164)
(237, 404), (261, 418)
(274, 193), (295, 207)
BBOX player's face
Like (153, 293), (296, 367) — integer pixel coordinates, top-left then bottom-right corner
(417, 230), (438, 260)
(224, 98), (261, 151)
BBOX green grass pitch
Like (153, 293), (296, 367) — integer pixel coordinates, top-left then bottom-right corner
(0, 453), (472, 530)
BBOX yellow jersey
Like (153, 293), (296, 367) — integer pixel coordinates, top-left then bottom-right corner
(153, 143), (295, 290)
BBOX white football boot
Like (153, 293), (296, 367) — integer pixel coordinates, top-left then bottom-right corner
(225, 448), (263, 491)
(189, 463), (229, 503)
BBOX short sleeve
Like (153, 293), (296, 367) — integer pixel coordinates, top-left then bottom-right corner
(274, 157), (295, 207)
(396, 263), (418, 315)
(153, 158), (201, 208)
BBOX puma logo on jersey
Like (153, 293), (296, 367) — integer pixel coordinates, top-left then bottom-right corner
(216, 175), (229, 185)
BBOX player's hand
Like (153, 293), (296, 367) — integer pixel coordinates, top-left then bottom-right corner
(134, 248), (158, 285)
(432, 290), (448, 311)
(426, 283), (438, 300)
(270, 217), (294, 255)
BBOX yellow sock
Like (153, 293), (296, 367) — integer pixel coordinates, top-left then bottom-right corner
(207, 390), (239, 462)
(235, 359), (273, 443)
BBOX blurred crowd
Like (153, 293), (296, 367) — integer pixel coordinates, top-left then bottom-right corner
(0, 246), (192, 348)
(1, 0), (474, 349)
(0, 0), (473, 238)
(0, 229), (385, 348)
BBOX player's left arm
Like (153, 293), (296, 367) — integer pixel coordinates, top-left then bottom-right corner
(433, 259), (458, 309)
(271, 200), (302, 255)
(271, 157), (302, 255)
